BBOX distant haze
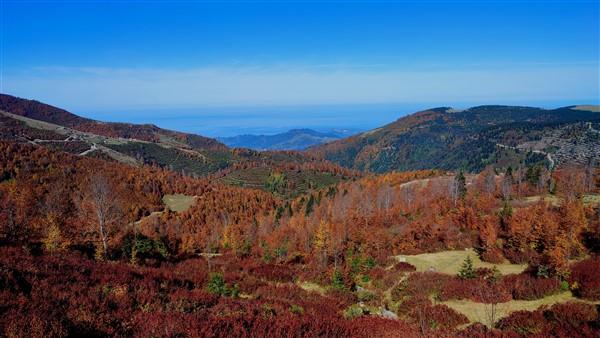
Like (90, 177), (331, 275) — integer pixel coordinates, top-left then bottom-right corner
(80, 100), (596, 137)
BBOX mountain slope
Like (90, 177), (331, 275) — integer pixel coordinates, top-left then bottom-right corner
(308, 105), (600, 172)
(0, 94), (240, 175)
(218, 128), (350, 150)
(0, 94), (354, 194)
(0, 94), (225, 151)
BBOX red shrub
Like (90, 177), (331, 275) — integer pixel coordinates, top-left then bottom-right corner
(297, 265), (330, 285)
(570, 258), (600, 301)
(544, 302), (598, 328)
(346, 316), (422, 337)
(418, 304), (469, 329)
(503, 248), (538, 265)
(235, 275), (268, 294)
(496, 310), (547, 334)
(439, 277), (511, 303)
(456, 323), (505, 337)
(172, 258), (209, 286)
(481, 247), (505, 264)
(399, 297), (468, 331)
(379, 272), (403, 290)
(496, 302), (599, 336)
(168, 289), (220, 313)
(367, 266), (387, 280)
(249, 263), (297, 283)
(502, 274), (561, 300)
(392, 261), (417, 272)
(326, 288), (358, 308)
(396, 294), (432, 316)
(392, 272), (452, 301)
(438, 278), (480, 301)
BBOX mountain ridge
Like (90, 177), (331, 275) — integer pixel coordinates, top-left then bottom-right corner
(308, 104), (600, 172)
(0, 93), (356, 196)
(0, 93), (226, 151)
(2, 93), (598, 175)
(218, 128), (355, 150)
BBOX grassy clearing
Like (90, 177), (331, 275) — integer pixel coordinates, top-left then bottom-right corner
(583, 194), (600, 206)
(162, 194), (196, 212)
(297, 281), (327, 296)
(441, 291), (594, 326)
(571, 105), (600, 112)
(519, 194), (562, 207)
(398, 178), (432, 189)
(395, 248), (527, 276)
(513, 194), (599, 208)
(1, 111), (69, 134)
(132, 211), (163, 227)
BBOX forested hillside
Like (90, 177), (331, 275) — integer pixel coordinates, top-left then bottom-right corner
(309, 105), (600, 172)
(0, 94), (352, 192)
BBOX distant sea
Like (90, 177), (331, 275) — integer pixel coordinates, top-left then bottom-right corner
(80, 100), (591, 138)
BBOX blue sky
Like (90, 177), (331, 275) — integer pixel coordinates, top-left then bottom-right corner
(1, 0), (599, 135)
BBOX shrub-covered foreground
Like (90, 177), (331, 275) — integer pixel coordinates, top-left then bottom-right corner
(0, 246), (425, 338)
(2, 246), (598, 338)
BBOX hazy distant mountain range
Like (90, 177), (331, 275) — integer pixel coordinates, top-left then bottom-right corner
(218, 128), (358, 150)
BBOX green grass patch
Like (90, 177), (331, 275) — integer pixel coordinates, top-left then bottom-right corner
(395, 248), (527, 276)
(162, 194), (196, 212)
(441, 291), (596, 327)
(297, 281), (327, 296)
(583, 194), (600, 206)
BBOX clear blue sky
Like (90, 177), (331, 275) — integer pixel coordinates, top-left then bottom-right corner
(1, 0), (599, 135)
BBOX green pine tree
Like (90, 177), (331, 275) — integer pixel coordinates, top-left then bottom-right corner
(331, 270), (346, 290)
(489, 265), (501, 283)
(458, 255), (476, 279)
(456, 171), (467, 199)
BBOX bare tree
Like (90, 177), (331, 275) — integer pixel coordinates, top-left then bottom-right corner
(204, 228), (220, 271)
(330, 191), (353, 244)
(449, 181), (459, 207)
(501, 174), (513, 201)
(354, 186), (374, 227)
(79, 174), (121, 259)
(415, 306), (428, 335)
(449, 172), (466, 206)
(203, 211), (229, 270)
(401, 184), (415, 210)
(477, 267), (505, 327)
(537, 167), (551, 194)
(514, 166), (525, 197)
(584, 161), (597, 193)
(480, 166), (496, 197)
(376, 184), (394, 213)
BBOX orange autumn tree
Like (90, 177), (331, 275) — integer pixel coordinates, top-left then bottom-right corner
(313, 220), (331, 267)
